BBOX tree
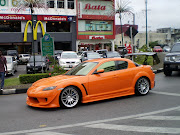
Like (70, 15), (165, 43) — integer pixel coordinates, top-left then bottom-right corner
(115, 0), (132, 46)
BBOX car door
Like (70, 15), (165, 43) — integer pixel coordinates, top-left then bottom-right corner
(88, 61), (117, 95)
(113, 60), (134, 91)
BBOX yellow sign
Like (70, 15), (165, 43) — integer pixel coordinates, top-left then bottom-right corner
(24, 20), (45, 42)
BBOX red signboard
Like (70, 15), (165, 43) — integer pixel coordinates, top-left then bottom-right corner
(0, 14), (31, 20)
(37, 15), (67, 21)
(125, 44), (132, 53)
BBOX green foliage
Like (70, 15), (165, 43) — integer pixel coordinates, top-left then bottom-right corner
(47, 55), (58, 65)
(149, 41), (159, 48)
(19, 73), (50, 84)
(50, 65), (66, 75)
(134, 55), (153, 66)
(139, 45), (152, 52)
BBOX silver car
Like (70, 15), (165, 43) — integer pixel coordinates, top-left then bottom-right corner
(5, 56), (18, 76)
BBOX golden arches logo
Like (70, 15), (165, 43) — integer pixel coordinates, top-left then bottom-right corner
(24, 20), (45, 42)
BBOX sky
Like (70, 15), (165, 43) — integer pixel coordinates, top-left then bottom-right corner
(115, 0), (180, 32)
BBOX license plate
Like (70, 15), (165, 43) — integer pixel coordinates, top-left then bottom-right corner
(69, 65), (73, 68)
(33, 68), (38, 70)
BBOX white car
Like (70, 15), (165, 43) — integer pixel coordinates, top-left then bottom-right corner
(19, 54), (30, 63)
(58, 51), (81, 70)
(5, 56), (18, 76)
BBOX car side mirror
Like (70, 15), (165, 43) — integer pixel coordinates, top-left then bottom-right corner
(94, 69), (104, 74)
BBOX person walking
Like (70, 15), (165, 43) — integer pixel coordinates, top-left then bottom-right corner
(0, 50), (8, 90)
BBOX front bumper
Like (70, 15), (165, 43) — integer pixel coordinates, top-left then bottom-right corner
(164, 61), (180, 71)
(60, 63), (78, 70)
(27, 66), (46, 73)
(26, 86), (61, 108)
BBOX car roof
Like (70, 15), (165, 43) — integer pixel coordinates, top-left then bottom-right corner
(85, 58), (132, 63)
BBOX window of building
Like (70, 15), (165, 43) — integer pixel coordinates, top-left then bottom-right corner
(116, 61), (128, 70)
(57, 0), (64, 8)
(68, 0), (74, 9)
(46, 21), (70, 32)
(85, 20), (112, 31)
(97, 61), (116, 73)
(47, 0), (54, 8)
(0, 21), (21, 32)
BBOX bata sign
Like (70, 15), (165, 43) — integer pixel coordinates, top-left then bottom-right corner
(89, 36), (105, 39)
(84, 3), (106, 10)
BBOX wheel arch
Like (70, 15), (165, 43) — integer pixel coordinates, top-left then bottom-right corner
(133, 72), (152, 90)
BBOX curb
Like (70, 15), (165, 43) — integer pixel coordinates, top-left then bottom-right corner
(0, 88), (27, 95)
(153, 68), (164, 74)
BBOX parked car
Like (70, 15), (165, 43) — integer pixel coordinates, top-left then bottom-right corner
(153, 46), (163, 52)
(96, 49), (108, 57)
(19, 54), (30, 64)
(164, 42), (180, 76)
(5, 56), (18, 76)
(163, 46), (171, 52)
(7, 50), (19, 60)
(81, 52), (101, 62)
(103, 51), (121, 58)
(26, 55), (49, 74)
(58, 51), (81, 70)
(26, 58), (155, 108)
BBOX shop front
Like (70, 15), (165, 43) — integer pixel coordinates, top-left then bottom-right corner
(77, 0), (115, 52)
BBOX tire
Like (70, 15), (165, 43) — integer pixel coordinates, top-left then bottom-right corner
(11, 70), (15, 76)
(59, 86), (81, 108)
(164, 69), (172, 76)
(135, 77), (150, 96)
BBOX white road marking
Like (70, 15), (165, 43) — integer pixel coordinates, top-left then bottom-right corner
(1, 106), (180, 135)
(85, 123), (180, 134)
(27, 131), (72, 135)
(151, 91), (180, 96)
(136, 116), (180, 120)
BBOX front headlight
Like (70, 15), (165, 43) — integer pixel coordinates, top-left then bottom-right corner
(165, 56), (170, 61)
(76, 61), (81, 64)
(43, 86), (57, 91)
(27, 64), (30, 67)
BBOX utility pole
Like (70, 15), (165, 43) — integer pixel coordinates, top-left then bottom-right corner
(145, 0), (148, 48)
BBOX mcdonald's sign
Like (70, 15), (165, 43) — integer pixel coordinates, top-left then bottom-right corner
(24, 20), (45, 42)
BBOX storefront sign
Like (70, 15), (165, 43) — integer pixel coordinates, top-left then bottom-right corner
(0, 14), (31, 20)
(37, 15), (73, 22)
(125, 44), (132, 53)
(24, 20), (45, 42)
(84, 3), (106, 10)
(89, 36), (105, 40)
(78, 2), (82, 18)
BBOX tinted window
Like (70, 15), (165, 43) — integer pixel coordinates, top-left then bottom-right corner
(116, 61), (128, 70)
(97, 61), (116, 72)
(171, 43), (180, 52)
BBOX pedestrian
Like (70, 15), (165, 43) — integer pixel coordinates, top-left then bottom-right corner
(0, 50), (8, 90)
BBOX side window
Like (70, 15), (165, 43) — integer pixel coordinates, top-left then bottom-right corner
(97, 61), (116, 72)
(116, 61), (128, 70)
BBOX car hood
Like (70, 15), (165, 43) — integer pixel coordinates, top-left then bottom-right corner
(166, 52), (180, 56)
(32, 75), (84, 88)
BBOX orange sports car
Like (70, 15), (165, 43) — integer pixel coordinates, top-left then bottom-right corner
(26, 58), (155, 108)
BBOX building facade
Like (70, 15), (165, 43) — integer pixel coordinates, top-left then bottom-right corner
(76, 0), (115, 51)
(0, 0), (77, 54)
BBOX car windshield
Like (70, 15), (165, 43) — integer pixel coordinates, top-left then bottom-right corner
(107, 52), (120, 57)
(87, 53), (101, 59)
(29, 56), (45, 62)
(65, 62), (98, 76)
(6, 57), (12, 64)
(61, 53), (78, 59)
(171, 43), (180, 52)
(154, 46), (161, 49)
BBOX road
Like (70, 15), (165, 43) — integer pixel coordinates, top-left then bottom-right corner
(0, 72), (180, 135)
